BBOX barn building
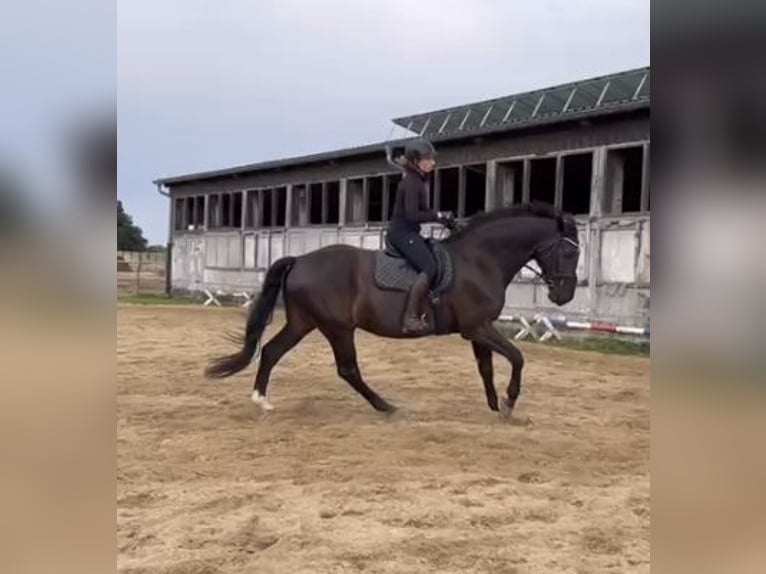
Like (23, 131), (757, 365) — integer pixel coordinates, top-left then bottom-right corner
(154, 66), (650, 326)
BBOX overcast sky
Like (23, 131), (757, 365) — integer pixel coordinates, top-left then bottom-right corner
(118, 0), (649, 243)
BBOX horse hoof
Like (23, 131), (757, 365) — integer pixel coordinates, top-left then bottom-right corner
(499, 398), (514, 418)
(374, 401), (397, 415)
(251, 390), (275, 412)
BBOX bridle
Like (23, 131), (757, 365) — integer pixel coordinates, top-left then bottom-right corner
(524, 236), (580, 286)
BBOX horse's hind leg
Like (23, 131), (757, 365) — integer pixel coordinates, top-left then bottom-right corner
(472, 341), (499, 411)
(323, 328), (395, 413)
(252, 318), (313, 411)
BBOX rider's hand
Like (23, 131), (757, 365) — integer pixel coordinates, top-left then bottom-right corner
(437, 210), (455, 223)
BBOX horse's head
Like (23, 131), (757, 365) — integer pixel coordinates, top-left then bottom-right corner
(532, 213), (580, 306)
(446, 203), (581, 305)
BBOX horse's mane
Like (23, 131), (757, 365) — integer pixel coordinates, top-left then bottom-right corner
(446, 201), (576, 241)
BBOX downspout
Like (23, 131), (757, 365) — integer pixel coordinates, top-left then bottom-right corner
(155, 182), (173, 297)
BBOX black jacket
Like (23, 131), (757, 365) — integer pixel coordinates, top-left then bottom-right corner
(389, 168), (438, 232)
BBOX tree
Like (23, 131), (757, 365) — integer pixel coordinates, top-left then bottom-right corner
(117, 200), (148, 251)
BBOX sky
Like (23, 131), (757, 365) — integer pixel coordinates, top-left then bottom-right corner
(117, 0), (649, 244)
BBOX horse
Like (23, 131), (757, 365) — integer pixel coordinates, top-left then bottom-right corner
(205, 201), (580, 415)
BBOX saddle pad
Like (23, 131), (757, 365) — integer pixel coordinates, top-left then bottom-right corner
(374, 241), (453, 294)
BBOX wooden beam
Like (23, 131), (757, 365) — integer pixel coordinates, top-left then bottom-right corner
(498, 163), (516, 207)
(296, 185), (309, 227)
(208, 194), (215, 228)
(485, 160), (497, 211)
(241, 190), (248, 231)
(362, 177), (370, 223)
(180, 197), (187, 230)
(554, 156), (564, 209)
(590, 148), (606, 217)
(306, 185), (314, 225)
(382, 174), (389, 222)
(285, 185), (293, 228)
(257, 189), (264, 227)
(641, 143), (650, 212)
(609, 155), (625, 215)
(338, 179), (347, 227)
(522, 159), (531, 203)
(243, 191), (250, 228)
(321, 182), (328, 225)
(267, 187), (279, 227)
(458, 165), (466, 218)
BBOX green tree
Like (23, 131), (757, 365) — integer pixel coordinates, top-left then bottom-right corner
(117, 200), (148, 251)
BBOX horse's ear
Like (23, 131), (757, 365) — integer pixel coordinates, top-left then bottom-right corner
(556, 212), (572, 232)
(560, 213), (577, 235)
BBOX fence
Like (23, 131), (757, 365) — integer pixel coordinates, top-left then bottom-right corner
(117, 251), (168, 296)
(499, 313), (650, 341)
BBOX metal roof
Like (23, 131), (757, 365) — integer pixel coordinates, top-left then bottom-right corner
(392, 67), (650, 141)
(153, 138), (415, 185)
(154, 67), (649, 186)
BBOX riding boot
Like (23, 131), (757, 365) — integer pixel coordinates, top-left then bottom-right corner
(402, 272), (431, 333)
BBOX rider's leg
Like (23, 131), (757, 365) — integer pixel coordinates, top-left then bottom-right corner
(399, 234), (437, 333)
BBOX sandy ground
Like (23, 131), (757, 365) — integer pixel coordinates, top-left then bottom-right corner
(117, 305), (649, 574)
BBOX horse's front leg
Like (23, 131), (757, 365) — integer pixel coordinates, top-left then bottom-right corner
(465, 323), (525, 416)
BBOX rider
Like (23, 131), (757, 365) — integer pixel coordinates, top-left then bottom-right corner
(387, 138), (455, 334)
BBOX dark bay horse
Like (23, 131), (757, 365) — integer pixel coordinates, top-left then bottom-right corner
(205, 202), (580, 415)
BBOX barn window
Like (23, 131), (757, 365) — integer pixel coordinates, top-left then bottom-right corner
(232, 192), (243, 228)
(221, 193), (232, 227)
(208, 195), (220, 228)
(207, 191), (244, 228)
(262, 189), (274, 227)
(605, 146), (644, 214)
(530, 157), (557, 205)
(644, 145), (650, 212)
(185, 197), (195, 229)
(362, 177), (383, 222)
(174, 198), (184, 230)
(305, 181), (342, 225)
(309, 183), (323, 224)
(428, 172), (436, 211)
(361, 177), (383, 222)
(464, 163), (486, 217)
(326, 181), (340, 224)
(562, 153), (592, 215)
(194, 196), (205, 226)
(386, 173), (402, 220)
(243, 189), (285, 228)
(439, 167), (460, 214)
(274, 187), (287, 227)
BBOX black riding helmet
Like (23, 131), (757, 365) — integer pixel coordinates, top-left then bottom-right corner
(404, 138), (436, 163)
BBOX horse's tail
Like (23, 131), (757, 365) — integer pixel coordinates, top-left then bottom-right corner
(204, 256), (297, 379)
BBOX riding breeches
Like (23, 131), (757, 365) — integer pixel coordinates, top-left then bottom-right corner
(386, 228), (437, 284)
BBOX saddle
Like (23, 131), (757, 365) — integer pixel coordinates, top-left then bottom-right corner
(374, 235), (453, 296)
